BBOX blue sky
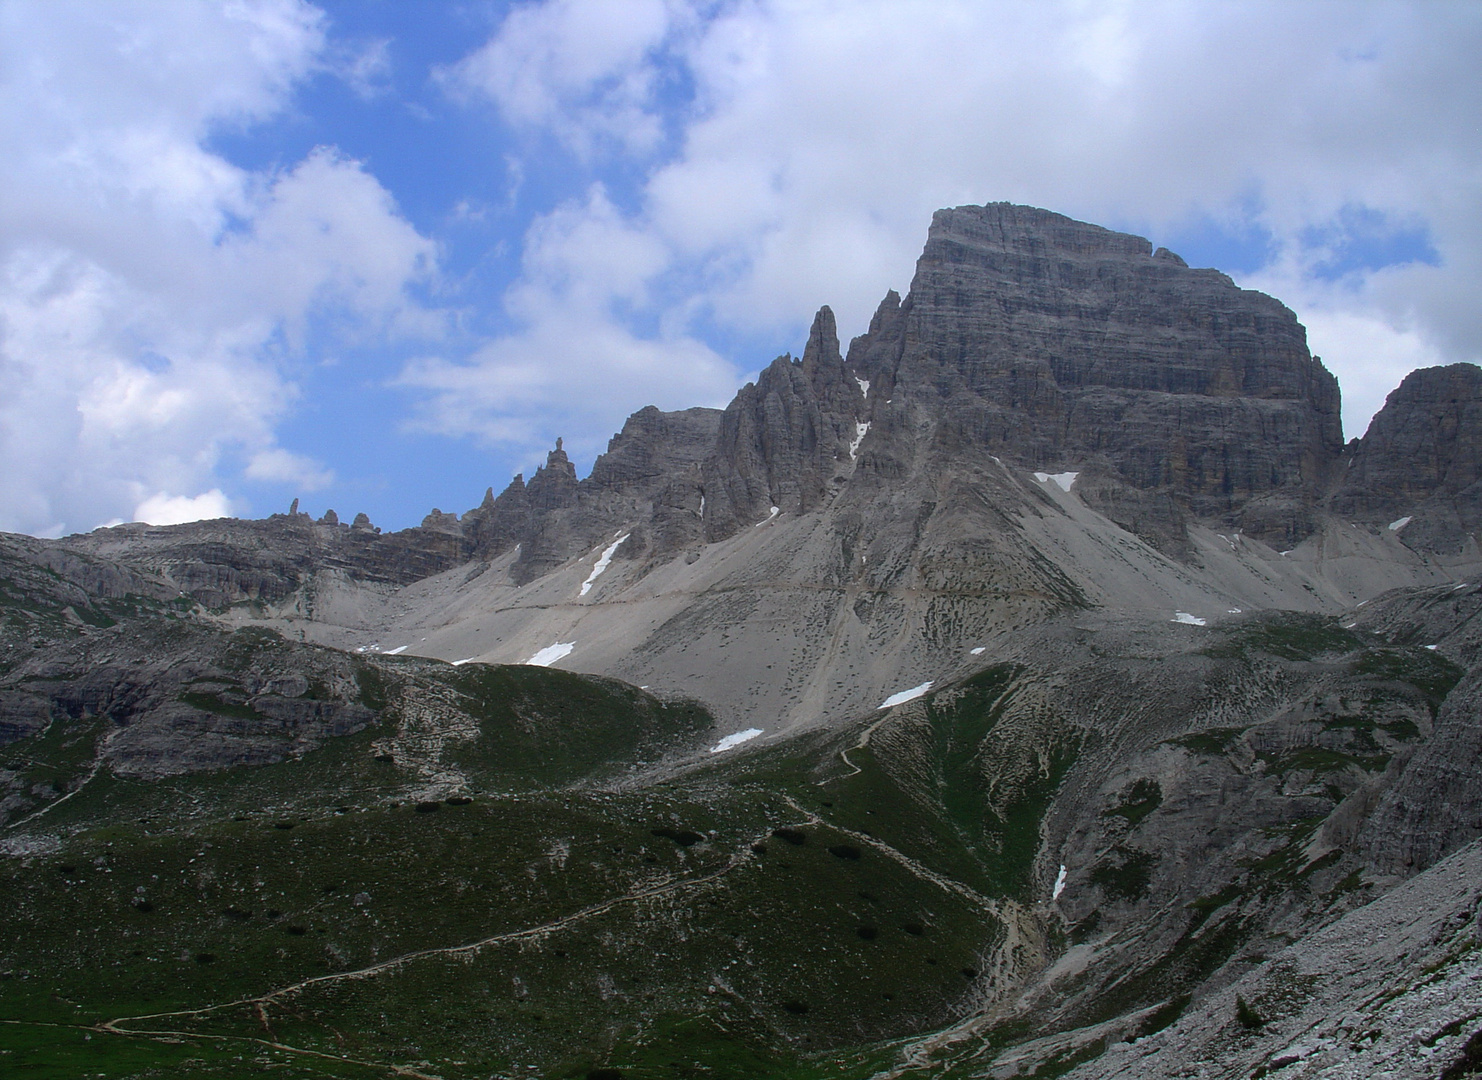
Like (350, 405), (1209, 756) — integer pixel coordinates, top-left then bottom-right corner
(1, 1), (1477, 537)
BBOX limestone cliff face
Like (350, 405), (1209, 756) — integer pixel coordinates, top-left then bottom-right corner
(470, 408), (723, 583)
(1330, 362), (1482, 551)
(700, 306), (864, 538)
(844, 204), (1345, 545)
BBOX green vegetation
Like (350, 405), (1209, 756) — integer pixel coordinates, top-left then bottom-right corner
(1166, 727), (1245, 756)
(1104, 779), (1162, 827)
(177, 690), (266, 722)
(0, 659), (1049, 1079)
(1203, 613), (1367, 662)
(1088, 846), (1157, 902)
(1354, 647), (1463, 714)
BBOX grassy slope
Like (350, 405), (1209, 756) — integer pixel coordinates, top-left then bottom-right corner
(0, 638), (1058, 1079)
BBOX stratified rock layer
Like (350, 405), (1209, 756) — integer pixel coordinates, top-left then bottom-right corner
(1330, 362), (1482, 551)
(844, 203), (1345, 545)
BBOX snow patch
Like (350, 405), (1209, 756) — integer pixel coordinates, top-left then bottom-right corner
(698, 495), (704, 517)
(1172, 612), (1207, 626)
(855, 375), (870, 398)
(451, 657), (478, 666)
(579, 533), (629, 596)
(970, 646), (986, 656)
(1425, 644), (1439, 651)
(384, 645), (408, 656)
(755, 506), (780, 526)
(879, 682), (933, 709)
(1034, 471), (1079, 492)
(1228, 608), (1242, 614)
(1388, 515), (1413, 531)
(1053, 865), (1068, 900)
(848, 421), (870, 461)
(526, 642), (575, 667)
(709, 728), (763, 753)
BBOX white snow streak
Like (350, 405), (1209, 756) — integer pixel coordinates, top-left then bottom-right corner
(384, 645), (408, 655)
(709, 728), (764, 753)
(855, 375), (870, 398)
(1228, 608), (1243, 614)
(1034, 471), (1079, 492)
(970, 646), (986, 656)
(849, 421), (870, 461)
(1053, 865), (1068, 901)
(1425, 644), (1439, 651)
(755, 506), (780, 526)
(1389, 516), (1413, 531)
(1172, 612), (1207, 626)
(579, 534), (629, 596)
(879, 682), (933, 709)
(451, 657), (478, 666)
(526, 642), (575, 667)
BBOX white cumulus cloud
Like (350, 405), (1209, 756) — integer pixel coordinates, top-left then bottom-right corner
(133, 489), (237, 526)
(0, 0), (438, 537)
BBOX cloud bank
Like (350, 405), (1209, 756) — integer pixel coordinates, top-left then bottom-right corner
(0, 0), (436, 535)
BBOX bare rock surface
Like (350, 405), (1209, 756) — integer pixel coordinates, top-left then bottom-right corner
(1055, 840), (1482, 1080)
(1331, 362), (1482, 553)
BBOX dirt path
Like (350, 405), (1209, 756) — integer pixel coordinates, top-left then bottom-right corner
(95, 839), (759, 1076)
(781, 795), (1002, 914)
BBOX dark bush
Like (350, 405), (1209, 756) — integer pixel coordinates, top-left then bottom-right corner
(772, 827), (806, 845)
(273, 822), (294, 830)
(414, 800), (441, 813)
(650, 827), (703, 846)
(828, 844), (862, 860)
(856, 926), (878, 940)
(901, 922), (925, 936)
(194, 953), (216, 964)
(222, 906), (252, 920)
(587, 1070), (625, 1080)
(286, 925), (308, 936)
(446, 795), (473, 805)
(131, 899), (153, 913)
(781, 1000), (809, 1015)
(1235, 995), (1264, 1029)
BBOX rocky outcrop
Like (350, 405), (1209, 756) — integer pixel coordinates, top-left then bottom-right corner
(62, 515), (474, 609)
(456, 410), (723, 583)
(701, 306), (865, 537)
(1329, 362), (1482, 552)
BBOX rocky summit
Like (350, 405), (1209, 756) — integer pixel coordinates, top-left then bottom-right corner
(2, 204), (1481, 1080)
